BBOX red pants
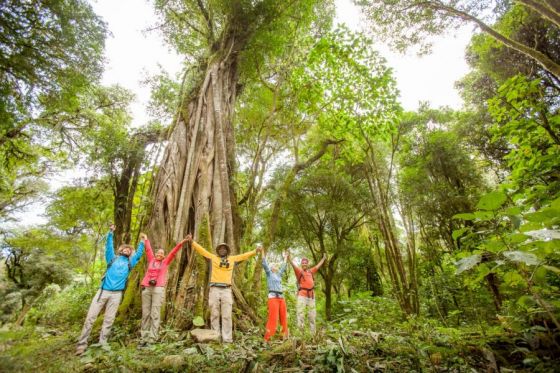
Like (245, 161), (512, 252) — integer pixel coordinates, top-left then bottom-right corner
(264, 297), (288, 341)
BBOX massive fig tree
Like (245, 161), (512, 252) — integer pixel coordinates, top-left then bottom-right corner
(129, 0), (332, 328)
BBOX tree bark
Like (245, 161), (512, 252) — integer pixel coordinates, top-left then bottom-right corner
(133, 30), (256, 328)
(426, 2), (560, 79)
(517, 0), (560, 27)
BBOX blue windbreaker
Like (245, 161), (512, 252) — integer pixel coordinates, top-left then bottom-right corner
(101, 231), (144, 291)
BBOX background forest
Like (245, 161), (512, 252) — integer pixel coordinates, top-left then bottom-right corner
(1, 0), (559, 372)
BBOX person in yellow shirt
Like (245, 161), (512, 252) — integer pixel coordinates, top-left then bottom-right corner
(185, 234), (262, 342)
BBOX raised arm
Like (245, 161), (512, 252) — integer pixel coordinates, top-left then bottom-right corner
(142, 233), (153, 262)
(130, 239), (145, 268)
(311, 254), (327, 273)
(164, 238), (188, 265)
(231, 249), (257, 263)
(190, 239), (214, 259)
(287, 252), (299, 272)
(262, 257), (271, 276)
(105, 225), (115, 263)
(278, 262), (287, 276)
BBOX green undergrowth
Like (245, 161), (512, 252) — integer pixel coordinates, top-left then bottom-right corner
(1, 294), (558, 372)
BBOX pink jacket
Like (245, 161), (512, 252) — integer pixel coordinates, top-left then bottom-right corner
(140, 239), (183, 287)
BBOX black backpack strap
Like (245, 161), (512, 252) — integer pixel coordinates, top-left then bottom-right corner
(122, 257), (132, 295)
(297, 270), (315, 298)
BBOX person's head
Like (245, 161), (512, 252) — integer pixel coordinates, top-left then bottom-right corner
(155, 248), (165, 261)
(216, 243), (230, 258)
(270, 263), (279, 273)
(118, 244), (134, 257)
(301, 257), (309, 270)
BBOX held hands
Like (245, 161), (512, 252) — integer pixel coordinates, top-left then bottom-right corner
(184, 234), (193, 242)
(140, 232), (148, 241)
(256, 245), (264, 255)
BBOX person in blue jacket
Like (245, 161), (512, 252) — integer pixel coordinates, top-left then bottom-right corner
(76, 224), (145, 355)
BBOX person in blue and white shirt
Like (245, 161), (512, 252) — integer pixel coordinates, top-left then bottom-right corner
(262, 249), (289, 341)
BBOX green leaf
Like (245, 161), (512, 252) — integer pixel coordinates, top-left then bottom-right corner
(452, 227), (469, 240)
(517, 295), (536, 309)
(543, 265), (560, 275)
(483, 240), (505, 252)
(474, 210), (494, 221)
(503, 271), (525, 287)
(476, 191), (507, 211)
(193, 316), (205, 327)
(508, 233), (529, 244)
(452, 213), (475, 221)
(525, 207), (560, 224)
(503, 251), (540, 266)
(455, 254), (482, 274)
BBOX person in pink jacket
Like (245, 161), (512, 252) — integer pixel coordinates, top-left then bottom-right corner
(138, 233), (188, 347)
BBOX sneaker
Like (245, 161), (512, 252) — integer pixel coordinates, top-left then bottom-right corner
(75, 346), (86, 356)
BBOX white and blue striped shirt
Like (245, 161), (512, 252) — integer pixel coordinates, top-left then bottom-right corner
(262, 258), (287, 298)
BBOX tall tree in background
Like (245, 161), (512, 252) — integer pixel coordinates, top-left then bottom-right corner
(0, 0), (107, 221)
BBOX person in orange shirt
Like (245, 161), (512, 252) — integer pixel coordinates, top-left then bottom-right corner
(185, 234), (262, 343)
(288, 252), (326, 334)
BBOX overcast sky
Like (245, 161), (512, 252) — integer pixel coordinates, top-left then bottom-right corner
(13, 0), (473, 226)
(91, 0), (472, 126)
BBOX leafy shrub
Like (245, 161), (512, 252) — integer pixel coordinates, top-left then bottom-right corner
(26, 283), (97, 328)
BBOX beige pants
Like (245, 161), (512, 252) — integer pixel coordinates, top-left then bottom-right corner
(296, 295), (316, 333)
(208, 286), (233, 342)
(77, 289), (122, 348)
(141, 286), (165, 342)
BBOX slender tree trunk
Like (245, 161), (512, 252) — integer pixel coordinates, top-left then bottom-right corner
(365, 148), (418, 314)
(324, 275), (333, 321)
(428, 2), (560, 79)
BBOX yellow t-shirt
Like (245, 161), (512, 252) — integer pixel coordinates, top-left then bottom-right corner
(191, 241), (256, 285)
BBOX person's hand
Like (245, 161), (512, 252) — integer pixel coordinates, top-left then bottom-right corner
(185, 234), (193, 242)
(109, 224), (116, 232)
(322, 253), (327, 260)
(140, 233), (148, 241)
(256, 245), (263, 254)
(282, 251), (289, 261)
(286, 251), (291, 260)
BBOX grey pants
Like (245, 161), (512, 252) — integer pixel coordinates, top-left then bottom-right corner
(141, 286), (165, 342)
(77, 289), (122, 348)
(296, 295), (316, 333)
(208, 287), (233, 343)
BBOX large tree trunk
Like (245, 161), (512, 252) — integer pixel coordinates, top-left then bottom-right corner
(141, 32), (254, 329)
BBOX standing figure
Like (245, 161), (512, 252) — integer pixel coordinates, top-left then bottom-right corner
(139, 234), (189, 347)
(185, 234), (262, 343)
(262, 251), (289, 341)
(288, 253), (326, 334)
(76, 224), (145, 355)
